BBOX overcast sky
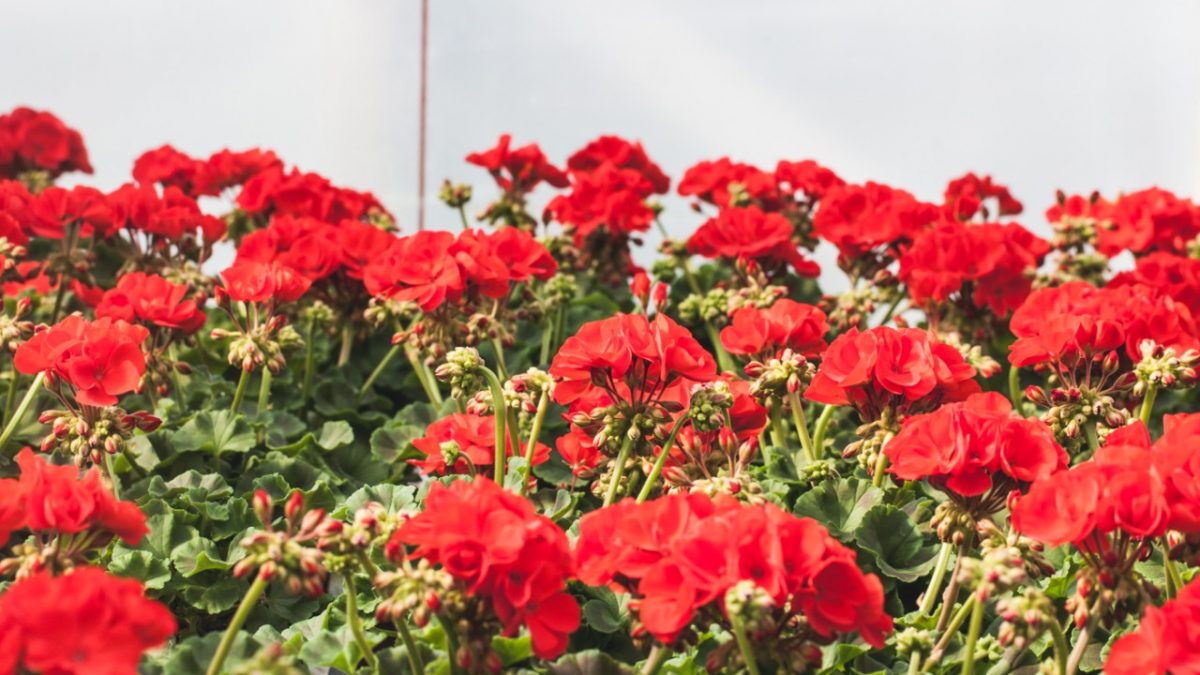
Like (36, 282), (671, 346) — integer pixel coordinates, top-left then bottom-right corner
(4, 1), (1198, 282)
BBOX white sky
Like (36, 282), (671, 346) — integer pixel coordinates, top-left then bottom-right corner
(4, 0), (1199, 284)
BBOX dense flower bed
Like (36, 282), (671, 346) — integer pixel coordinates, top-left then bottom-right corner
(1, 107), (1199, 674)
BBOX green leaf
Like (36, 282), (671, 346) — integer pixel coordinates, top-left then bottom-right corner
(182, 575), (247, 614)
(160, 631), (263, 674)
(171, 538), (230, 577)
(793, 478), (883, 541)
(316, 420), (354, 450)
(172, 410), (256, 456)
(547, 650), (635, 675)
(109, 549), (172, 590)
(819, 642), (870, 672)
(491, 635), (534, 666)
(339, 483), (416, 517)
(854, 504), (939, 582)
(582, 599), (625, 634)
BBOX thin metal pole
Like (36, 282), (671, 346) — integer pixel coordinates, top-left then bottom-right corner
(417, 0), (429, 230)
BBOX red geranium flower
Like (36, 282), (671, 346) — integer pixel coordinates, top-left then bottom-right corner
(0, 107), (93, 179)
(774, 159), (844, 201)
(678, 158), (781, 210)
(720, 300), (829, 360)
(687, 206), (820, 277)
(814, 182), (939, 260)
(221, 259), (312, 305)
(1100, 187), (1200, 256)
(363, 230), (464, 311)
(14, 315), (149, 407)
(942, 172), (1022, 221)
(410, 413), (550, 476)
(467, 134), (569, 194)
(567, 135), (670, 194)
(1106, 577), (1200, 675)
(95, 272), (206, 334)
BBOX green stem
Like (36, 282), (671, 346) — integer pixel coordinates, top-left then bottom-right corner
(519, 390), (551, 495)
(703, 322), (736, 374)
(359, 344), (402, 399)
(539, 309), (555, 366)
(920, 541), (955, 616)
(769, 405), (790, 453)
(730, 612), (762, 675)
(301, 318), (317, 404)
(405, 347), (441, 407)
(637, 417), (688, 503)
(480, 367), (507, 485)
(1066, 612), (1095, 675)
(436, 613), (463, 675)
(878, 292), (905, 326)
(961, 592), (985, 675)
(229, 368), (251, 415)
(256, 369), (272, 416)
(420, 357), (444, 406)
(490, 337), (509, 379)
(456, 205), (471, 231)
(925, 594), (978, 670)
(641, 645), (671, 675)
(1163, 537), (1184, 600)
(337, 323), (354, 367)
(604, 434), (635, 506)
(1008, 364), (1023, 416)
(206, 574), (268, 675)
(0, 371), (44, 455)
(2, 371), (19, 427)
(787, 391), (816, 465)
(344, 574), (380, 674)
(396, 617), (425, 675)
(49, 280), (69, 324)
(1048, 618), (1070, 675)
(1083, 423), (1100, 454)
(1140, 383), (1159, 426)
(871, 431), (894, 488)
(907, 651), (922, 675)
(810, 403), (837, 459)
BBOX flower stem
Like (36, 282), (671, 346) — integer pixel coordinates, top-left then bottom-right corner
(519, 390), (551, 495)
(787, 392), (816, 466)
(337, 323), (354, 367)
(229, 368), (251, 415)
(456, 205), (470, 231)
(769, 405), (790, 453)
(301, 318), (317, 404)
(405, 347), (441, 407)
(907, 651), (922, 675)
(871, 441), (890, 488)
(920, 541), (955, 616)
(810, 403), (837, 458)
(436, 613), (463, 675)
(936, 541), (970, 631)
(1140, 383), (1159, 425)
(637, 417), (688, 503)
(490, 336), (508, 379)
(1083, 422), (1100, 454)
(0, 371), (44, 455)
(729, 612), (762, 675)
(960, 592), (985, 675)
(1163, 537), (1184, 599)
(641, 645), (671, 675)
(256, 369), (272, 416)
(396, 616), (425, 675)
(344, 573), (380, 674)
(604, 434), (635, 507)
(925, 593), (978, 669)
(1008, 364), (1023, 416)
(1066, 611), (1096, 675)
(1048, 618), (1070, 675)
(3, 371), (20, 427)
(206, 574), (268, 675)
(480, 367), (507, 485)
(358, 344), (402, 399)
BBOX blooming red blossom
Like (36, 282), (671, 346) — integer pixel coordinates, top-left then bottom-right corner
(0, 107), (92, 179)
(1106, 576), (1200, 675)
(221, 259), (312, 304)
(14, 315), (149, 407)
(135, 145), (283, 198)
(1098, 187), (1200, 256)
(1109, 251), (1200, 316)
(813, 182), (939, 260)
(774, 160), (844, 201)
(687, 206), (820, 277)
(678, 158), (781, 210)
(545, 163), (657, 240)
(449, 227), (557, 298)
(95, 272), (205, 334)
(567, 135), (670, 194)
(898, 218), (1050, 316)
(107, 182), (226, 243)
(0, 566), (175, 675)
(550, 313), (717, 409)
(574, 494), (892, 646)
(720, 300), (829, 359)
(337, 219), (399, 280)
(805, 326), (979, 417)
(236, 166), (386, 223)
(467, 134), (569, 194)
(27, 185), (115, 239)
(236, 215), (342, 282)
(942, 173), (1023, 221)
(363, 230), (464, 311)
(385, 477), (579, 659)
(885, 392), (1066, 498)
(409, 413), (550, 476)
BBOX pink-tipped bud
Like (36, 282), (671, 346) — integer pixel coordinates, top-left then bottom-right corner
(285, 490), (305, 521)
(253, 490), (273, 527)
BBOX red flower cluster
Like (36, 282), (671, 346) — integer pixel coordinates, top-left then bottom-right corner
(678, 157), (843, 211)
(545, 160), (657, 241)
(1008, 281), (1200, 368)
(0, 566), (175, 675)
(687, 206), (820, 277)
(409, 413), (550, 476)
(566, 135), (670, 195)
(107, 181), (226, 244)
(221, 259), (313, 305)
(720, 299), (829, 360)
(14, 315), (148, 407)
(133, 144), (282, 197)
(942, 173), (1022, 221)
(95, 272), (205, 334)
(467, 134), (569, 194)
(0, 107), (92, 178)
(1106, 576), (1200, 675)
(236, 166), (386, 223)
(814, 182), (939, 260)
(385, 478), (579, 659)
(1101, 188), (1200, 257)
(363, 227), (556, 312)
(805, 326), (979, 417)
(885, 392), (1066, 499)
(574, 494), (892, 646)
(550, 313), (716, 409)
(0, 448), (148, 548)
(774, 160), (845, 202)
(898, 218), (1050, 316)
(1109, 251), (1200, 316)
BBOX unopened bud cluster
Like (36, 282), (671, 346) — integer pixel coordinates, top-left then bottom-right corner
(213, 318), (303, 373)
(234, 491), (342, 597)
(1026, 381), (1130, 452)
(939, 331), (1002, 379)
(38, 408), (160, 467)
(435, 347), (486, 401)
(0, 297), (35, 352)
(995, 587), (1055, 650)
(1133, 339), (1200, 396)
(439, 180), (472, 209)
(724, 580), (776, 635)
(745, 348), (815, 403)
(688, 381), (733, 433)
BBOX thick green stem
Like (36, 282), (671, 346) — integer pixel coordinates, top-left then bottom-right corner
(337, 323), (354, 367)
(539, 313), (555, 366)
(925, 593), (978, 669)
(1140, 383), (1159, 425)
(490, 337), (509, 379)
(787, 392), (816, 466)
(871, 433), (893, 488)
(604, 435), (635, 506)
(396, 617), (425, 675)
(229, 368), (251, 415)
(1008, 364), (1023, 416)
(703, 322), (736, 374)
(436, 613), (463, 675)
(1083, 422), (1100, 454)
(256, 369), (272, 416)
(301, 318), (317, 404)
(920, 541), (955, 616)
(810, 403), (837, 458)
(480, 367), (507, 485)
(206, 574), (268, 675)
(405, 347), (441, 407)
(960, 592), (985, 675)
(1066, 613), (1095, 675)
(456, 205), (470, 231)
(0, 371), (44, 455)
(3, 371), (20, 426)
(907, 651), (923, 675)
(1163, 537), (1184, 599)
(641, 645), (671, 675)
(1048, 618), (1070, 675)
(519, 390), (551, 495)
(358, 344), (402, 399)
(729, 613), (762, 675)
(637, 417), (688, 503)
(769, 405), (790, 453)
(344, 574), (379, 674)
(937, 541), (970, 632)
